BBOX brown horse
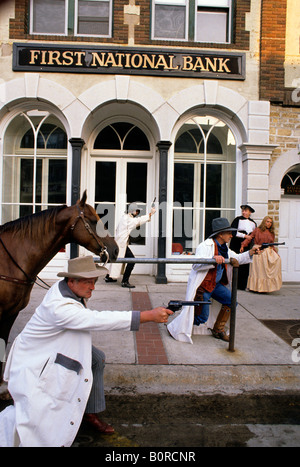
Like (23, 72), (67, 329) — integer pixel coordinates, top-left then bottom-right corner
(0, 191), (118, 379)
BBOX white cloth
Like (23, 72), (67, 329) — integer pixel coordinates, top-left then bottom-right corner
(0, 281), (135, 447)
(108, 213), (150, 279)
(167, 238), (253, 344)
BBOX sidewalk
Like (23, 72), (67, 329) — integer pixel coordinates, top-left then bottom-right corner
(3, 276), (300, 397)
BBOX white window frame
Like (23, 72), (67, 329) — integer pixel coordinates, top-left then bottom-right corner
(30, 0), (112, 38)
(74, 0), (113, 38)
(152, 0), (232, 43)
(152, 0), (189, 42)
(195, 0), (232, 44)
(30, 0), (68, 36)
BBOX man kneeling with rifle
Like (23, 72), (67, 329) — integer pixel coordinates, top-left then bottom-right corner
(167, 218), (260, 344)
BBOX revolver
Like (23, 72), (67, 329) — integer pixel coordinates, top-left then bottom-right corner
(167, 300), (211, 313)
(260, 242), (285, 250)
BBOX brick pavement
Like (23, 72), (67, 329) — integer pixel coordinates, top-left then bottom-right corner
(131, 291), (168, 365)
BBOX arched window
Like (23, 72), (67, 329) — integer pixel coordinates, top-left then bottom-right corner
(1, 111), (68, 224)
(94, 122), (150, 151)
(172, 115), (236, 253)
(281, 166), (300, 196)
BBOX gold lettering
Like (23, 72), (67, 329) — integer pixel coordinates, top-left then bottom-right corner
(48, 50), (62, 66)
(115, 53), (125, 67)
(131, 53), (143, 68)
(29, 50), (40, 65)
(182, 56), (193, 71)
(205, 57), (217, 72)
(91, 52), (105, 67)
(192, 57), (206, 72)
(40, 50), (47, 65)
(218, 58), (231, 73)
(142, 54), (156, 69)
(62, 51), (74, 66)
(168, 55), (180, 70)
(155, 55), (169, 69)
(124, 54), (131, 68)
(104, 52), (117, 67)
(73, 51), (85, 66)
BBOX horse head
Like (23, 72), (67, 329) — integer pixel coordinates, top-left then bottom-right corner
(70, 191), (119, 263)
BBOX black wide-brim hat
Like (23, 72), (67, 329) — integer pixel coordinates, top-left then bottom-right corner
(240, 204), (255, 213)
(209, 217), (237, 238)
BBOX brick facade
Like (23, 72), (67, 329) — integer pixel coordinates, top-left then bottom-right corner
(260, 0), (287, 102)
(269, 104), (300, 168)
(9, 0), (251, 50)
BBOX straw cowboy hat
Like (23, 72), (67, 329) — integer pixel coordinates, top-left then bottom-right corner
(57, 256), (108, 279)
(209, 218), (237, 238)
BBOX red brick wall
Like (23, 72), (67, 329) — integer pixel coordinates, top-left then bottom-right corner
(9, 0), (251, 50)
(260, 0), (287, 102)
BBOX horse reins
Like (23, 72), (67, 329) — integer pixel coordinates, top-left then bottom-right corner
(70, 205), (110, 266)
(0, 236), (50, 288)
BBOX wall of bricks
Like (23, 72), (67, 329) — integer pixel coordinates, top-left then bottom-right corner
(9, 0), (251, 50)
(260, 0), (287, 102)
(269, 104), (300, 168)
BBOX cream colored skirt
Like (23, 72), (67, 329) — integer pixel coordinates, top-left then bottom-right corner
(247, 248), (282, 293)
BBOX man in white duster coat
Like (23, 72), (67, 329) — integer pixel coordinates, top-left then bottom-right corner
(0, 256), (172, 447)
(167, 218), (260, 344)
(106, 203), (156, 288)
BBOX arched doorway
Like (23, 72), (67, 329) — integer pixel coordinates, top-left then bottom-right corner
(278, 164), (300, 282)
(86, 119), (156, 274)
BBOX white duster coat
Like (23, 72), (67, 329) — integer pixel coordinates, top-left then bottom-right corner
(167, 239), (253, 344)
(0, 281), (135, 447)
(108, 213), (150, 279)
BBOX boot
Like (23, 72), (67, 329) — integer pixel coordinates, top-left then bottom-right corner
(211, 305), (231, 341)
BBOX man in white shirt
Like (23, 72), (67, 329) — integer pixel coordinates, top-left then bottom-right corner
(105, 202), (156, 288)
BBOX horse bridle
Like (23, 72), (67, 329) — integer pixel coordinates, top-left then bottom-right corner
(70, 205), (110, 266)
(0, 206), (109, 288)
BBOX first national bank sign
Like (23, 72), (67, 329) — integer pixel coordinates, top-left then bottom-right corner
(13, 43), (245, 80)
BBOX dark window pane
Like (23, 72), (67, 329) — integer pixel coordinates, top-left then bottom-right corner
(46, 127), (67, 149)
(48, 160), (67, 204)
(94, 126), (120, 149)
(124, 127), (150, 151)
(126, 163), (147, 203)
(175, 131), (197, 153)
(206, 165), (221, 207)
(95, 161), (116, 202)
(20, 159), (42, 214)
(174, 163), (194, 205)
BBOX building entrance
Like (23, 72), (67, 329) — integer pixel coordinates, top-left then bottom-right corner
(88, 121), (155, 275)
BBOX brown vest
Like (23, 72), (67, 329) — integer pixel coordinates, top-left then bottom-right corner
(199, 240), (228, 293)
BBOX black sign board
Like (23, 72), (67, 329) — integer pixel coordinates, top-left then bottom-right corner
(13, 43), (245, 80)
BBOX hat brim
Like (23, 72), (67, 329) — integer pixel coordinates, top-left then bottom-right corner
(240, 204), (255, 213)
(209, 227), (237, 238)
(57, 266), (108, 279)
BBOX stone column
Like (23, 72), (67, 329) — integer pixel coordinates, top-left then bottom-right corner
(69, 138), (85, 258)
(155, 141), (172, 284)
(238, 143), (277, 221)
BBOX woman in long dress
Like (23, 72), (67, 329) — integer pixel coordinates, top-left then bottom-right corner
(240, 216), (282, 292)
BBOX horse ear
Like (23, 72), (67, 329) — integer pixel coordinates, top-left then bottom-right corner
(78, 190), (87, 207)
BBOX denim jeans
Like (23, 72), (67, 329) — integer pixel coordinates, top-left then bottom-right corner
(194, 281), (232, 325)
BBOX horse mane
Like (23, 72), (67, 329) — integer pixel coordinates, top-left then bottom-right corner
(0, 205), (67, 240)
